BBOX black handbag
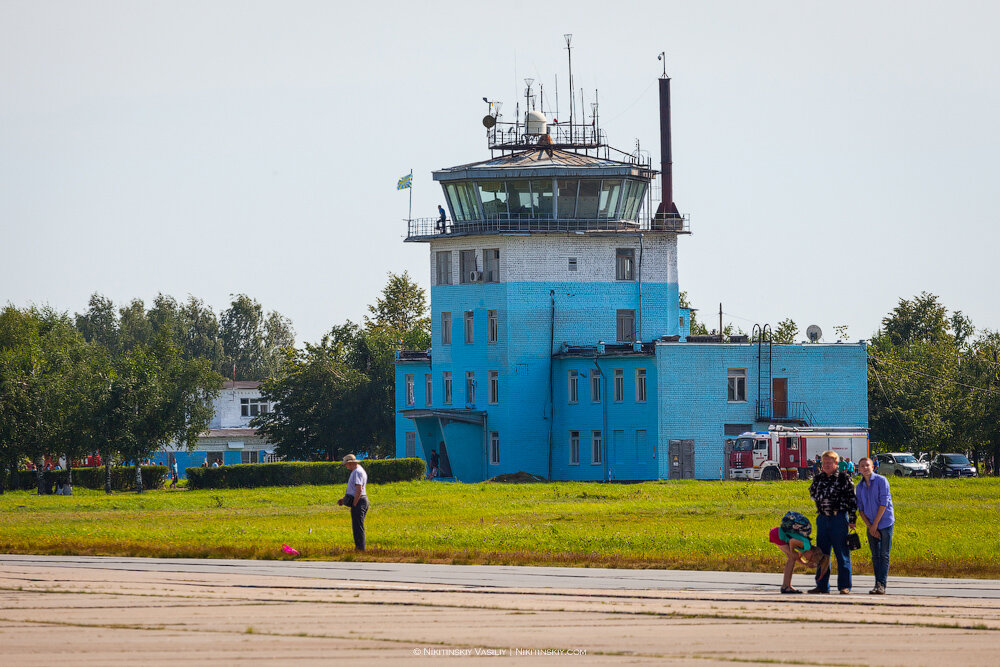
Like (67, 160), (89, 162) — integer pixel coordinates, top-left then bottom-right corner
(846, 530), (862, 551)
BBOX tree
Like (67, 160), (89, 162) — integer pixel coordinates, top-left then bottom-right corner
(262, 311), (296, 378)
(180, 296), (226, 373)
(75, 293), (119, 355)
(678, 291), (708, 335)
(253, 338), (367, 461)
(773, 319), (799, 344)
(365, 271), (430, 337)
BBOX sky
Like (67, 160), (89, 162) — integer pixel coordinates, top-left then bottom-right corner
(2, 1), (999, 344)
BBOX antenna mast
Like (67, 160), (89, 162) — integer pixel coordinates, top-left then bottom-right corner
(564, 34), (573, 144)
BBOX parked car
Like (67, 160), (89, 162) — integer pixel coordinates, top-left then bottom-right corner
(876, 452), (928, 477)
(929, 453), (978, 478)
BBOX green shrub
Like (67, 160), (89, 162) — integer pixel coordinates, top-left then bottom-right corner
(186, 458), (425, 489)
(10, 466), (167, 493)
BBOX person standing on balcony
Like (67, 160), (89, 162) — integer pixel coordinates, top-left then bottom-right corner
(437, 205), (447, 230)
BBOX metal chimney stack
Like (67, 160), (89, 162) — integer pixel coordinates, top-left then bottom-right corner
(655, 74), (680, 220)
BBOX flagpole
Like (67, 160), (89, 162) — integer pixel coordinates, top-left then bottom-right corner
(408, 169), (413, 222)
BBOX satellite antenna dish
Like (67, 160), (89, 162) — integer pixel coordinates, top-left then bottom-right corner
(806, 325), (822, 343)
(482, 115), (496, 129)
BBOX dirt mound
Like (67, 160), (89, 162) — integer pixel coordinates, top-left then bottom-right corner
(487, 471), (548, 483)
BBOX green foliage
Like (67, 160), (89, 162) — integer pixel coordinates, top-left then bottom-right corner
(773, 318), (799, 344)
(8, 466), (166, 492)
(185, 458), (425, 489)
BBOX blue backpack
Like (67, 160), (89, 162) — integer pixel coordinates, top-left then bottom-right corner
(780, 511), (812, 539)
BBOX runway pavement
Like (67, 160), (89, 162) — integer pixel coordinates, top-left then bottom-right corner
(2, 555), (1000, 665)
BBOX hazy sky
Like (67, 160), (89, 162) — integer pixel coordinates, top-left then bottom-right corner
(3, 1), (998, 344)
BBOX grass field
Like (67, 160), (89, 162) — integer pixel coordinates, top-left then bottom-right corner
(2, 478), (998, 578)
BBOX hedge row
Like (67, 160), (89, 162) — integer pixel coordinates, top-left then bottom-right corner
(185, 458), (426, 489)
(5, 465), (167, 493)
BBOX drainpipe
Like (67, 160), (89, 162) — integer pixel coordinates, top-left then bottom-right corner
(637, 234), (644, 343)
(547, 290), (555, 480)
(593, 356), (609, 483)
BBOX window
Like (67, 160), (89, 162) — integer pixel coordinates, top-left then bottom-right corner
(635, 368), (647, 403)
(568, 257), (578, 272)
(435, 251), (452, 285)
(441, 312), (452, 345)
(728, 368), (747, 402)
(425, 373), (433, 406)
(616, 248), (635, 281)
(490, 431), (500, 465)
(466, 371), (475, 405)
(569, 431), (580, 465)
(613, 369), (624, 403)
(568, 370), (579, 403)
(460, 250), (477, 283)
(405, 432), (416, 458)
(592, 431), (602, 464)
(483, 248), (500, 282)
(240, 450), (260, 464)
(487, 309), (497, 343)
(679, 315), (685, 329)
(616, 309), (636, 343)
(404, 374), (415, 406)
(241, 398), (271, 417)
(557, 179), (579, 218)
(489, 370), (499, 404)
(591, 369), (602, 403)
(443, 371), (453, 404)
(464, 310), (474, 343)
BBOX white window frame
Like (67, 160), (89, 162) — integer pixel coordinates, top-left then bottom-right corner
(404, 374), (415, 406)
(488, 370), (499, 404)
(443, 371), (453, 404)
(464, 310), (474, 344)
(241, 398), (271, 417)
(568, 370), (579, 403)
(489, 431), (500, 465)
(569, 430), (580, 465)
(728, 368), (747, 403)
(483, 248), (500, 283)
(424, 373), (433, 406)
(591, 430), (603, 465)
(613, 369), (624, 403)
(405, 431), (416, 458)
(591, 369), (602, 403)
(615, 248), (635, 281)
(466, 370), (475, 405)
(441, 312), (452, 345)
(487, 309), (498, 343)
(635, 368), (647, 403)
(435, 251), (452, 285)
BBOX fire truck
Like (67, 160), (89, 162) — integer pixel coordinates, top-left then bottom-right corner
(728, 425), (869, 481)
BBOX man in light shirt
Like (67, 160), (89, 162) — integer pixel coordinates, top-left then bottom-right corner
(338, 454), (368, 551)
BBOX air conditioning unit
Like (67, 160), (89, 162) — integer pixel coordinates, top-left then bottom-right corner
(469, 270), (483, 282)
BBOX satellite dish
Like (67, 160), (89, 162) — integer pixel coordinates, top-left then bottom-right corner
(806, 325), (822, 343)
(482, 115), (496, 129)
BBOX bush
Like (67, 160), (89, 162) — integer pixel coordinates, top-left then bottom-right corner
(186, 458), (425, 490)
(9, 466), (167, 493)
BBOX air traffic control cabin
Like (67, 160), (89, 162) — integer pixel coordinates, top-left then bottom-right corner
(394, 68), (867, 482)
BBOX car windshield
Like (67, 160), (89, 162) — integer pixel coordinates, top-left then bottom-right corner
(734, 438), (754, 451)
(896, 455), (917, 463)
(945, 455), (971, 465)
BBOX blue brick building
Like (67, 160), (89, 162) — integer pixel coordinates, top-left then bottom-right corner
(394, 72), (867, 481)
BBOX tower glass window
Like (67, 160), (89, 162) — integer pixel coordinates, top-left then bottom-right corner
(557, 179), (579, 218)
(530, 179), (554, 218)
(435, 251), (452, 285)
(598, 180), (622, 218)
(446, 182), (480, 221)
(576, 180), (600, 218)
(506, 180), (532, 216)
(478, 181), (508, 218)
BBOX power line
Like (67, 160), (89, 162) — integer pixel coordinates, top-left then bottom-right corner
(869, 358), (912, 441)
(869, 353), (1000, 396)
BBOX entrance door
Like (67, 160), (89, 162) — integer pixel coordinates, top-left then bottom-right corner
(773, 378), (788, 418)
(667, 439), (695, 479)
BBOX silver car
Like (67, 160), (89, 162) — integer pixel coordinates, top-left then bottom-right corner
(877, 452), (928, 477)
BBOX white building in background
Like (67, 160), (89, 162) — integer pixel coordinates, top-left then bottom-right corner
(153, 380), (280, 475)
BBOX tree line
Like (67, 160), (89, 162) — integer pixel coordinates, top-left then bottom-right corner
(0, 275), (430, 493)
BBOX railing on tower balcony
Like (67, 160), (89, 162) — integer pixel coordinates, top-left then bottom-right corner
(406, 212), (690, 241)
(757, 400), (815, 425)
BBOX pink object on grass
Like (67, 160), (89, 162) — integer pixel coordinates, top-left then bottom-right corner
(281, 544), (300, 556)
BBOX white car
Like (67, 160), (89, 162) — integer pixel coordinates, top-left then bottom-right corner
(876, 452), (928, 477)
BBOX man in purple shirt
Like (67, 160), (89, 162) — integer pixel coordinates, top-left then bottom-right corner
(856, 457), (895, 594)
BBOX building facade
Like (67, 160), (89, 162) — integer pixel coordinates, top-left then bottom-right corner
(393, 73), (867, 482)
